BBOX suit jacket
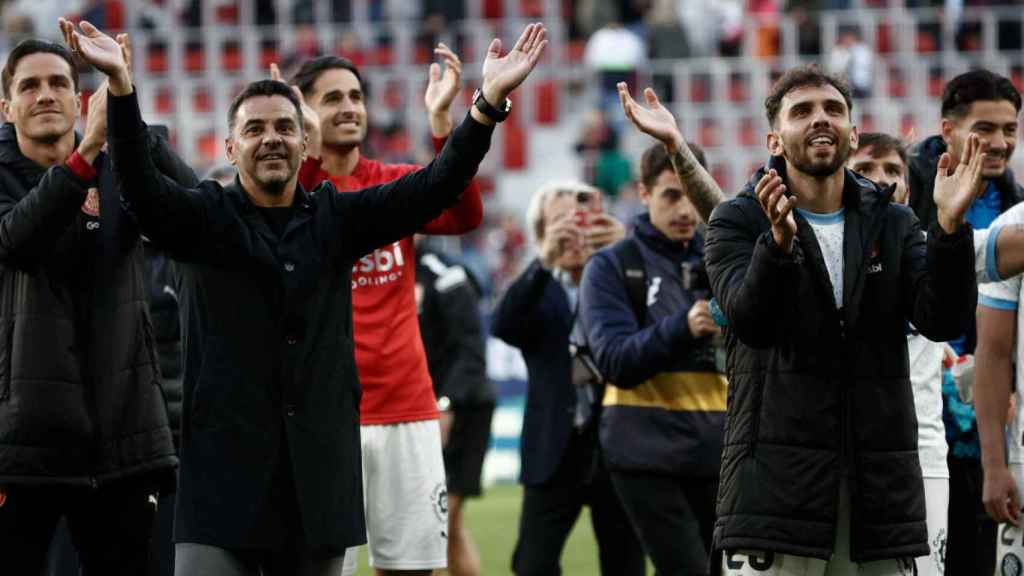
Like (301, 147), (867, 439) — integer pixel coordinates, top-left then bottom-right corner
(492, 259), (577, 486)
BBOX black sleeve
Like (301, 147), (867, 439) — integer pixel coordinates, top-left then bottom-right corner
(108, 90), (212, 259)
(900, 209), (976, 341)
(148, 130), (200, 188)
(336, 111), (494, 259)
(491, 259), (552, 351)
(433, 273), (488, 406)
(0, 165), (89, 270)
(705, 198), (801, 348)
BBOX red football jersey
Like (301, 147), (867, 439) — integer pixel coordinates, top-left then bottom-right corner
(300, 140), (482, 424)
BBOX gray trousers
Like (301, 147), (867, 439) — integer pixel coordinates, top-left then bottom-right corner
(174, 543), (347, 576)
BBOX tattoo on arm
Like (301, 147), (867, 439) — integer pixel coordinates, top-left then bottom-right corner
(670, 144), (725, 224)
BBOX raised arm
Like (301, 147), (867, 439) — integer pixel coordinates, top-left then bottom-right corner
(901, 134), (984, 339)
(62, 19), (211, 258)
(337, 23), (547, 258)
(617, 83), (724, 223)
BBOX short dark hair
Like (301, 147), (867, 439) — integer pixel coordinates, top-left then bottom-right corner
(764, 65), (853, 128)
(941, 69), (1022, 120)
(640, 142), (707, 188)
(856, 132), (908, 168)
(2, 39), (79, 99)
(291, 56), (364, 99)
(227, 80), (304, 132)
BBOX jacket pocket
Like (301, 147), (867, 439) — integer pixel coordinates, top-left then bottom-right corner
(0, 320), (13, 401)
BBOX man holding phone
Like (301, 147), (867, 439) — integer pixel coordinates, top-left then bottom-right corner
(492, 181), (643, 576)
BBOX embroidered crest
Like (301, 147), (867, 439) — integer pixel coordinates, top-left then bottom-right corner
(81, 188), (100, 217)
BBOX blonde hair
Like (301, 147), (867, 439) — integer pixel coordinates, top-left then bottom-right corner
(525, 180), (602, 246)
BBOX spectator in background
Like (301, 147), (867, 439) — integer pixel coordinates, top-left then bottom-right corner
(575, 108), (633, 200)
(415, 240), (496, 576)
(492, 181), (643, 576)
(646, 0), (690, 102)
(583, 21), (646, 118)
(827, 27), (873, 98)
(906, 69), (1022, 576)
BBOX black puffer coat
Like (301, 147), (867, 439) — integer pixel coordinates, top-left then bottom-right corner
(705, 167), (976, 563)
(0, 122), (191, 486)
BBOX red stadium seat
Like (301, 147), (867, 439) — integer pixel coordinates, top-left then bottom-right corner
(503, 121), (526, 169)
(535, 81), (558, 125)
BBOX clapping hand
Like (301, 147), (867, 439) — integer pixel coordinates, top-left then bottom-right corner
(60, 19), (132, 95)
(618, 83), (685, 153)
(935, 133), (989, 235)
(756, 169), (797, 253)
(478, 23), (547, 118)
(270, 63), (322, 158)
(425, 43), (462, 137)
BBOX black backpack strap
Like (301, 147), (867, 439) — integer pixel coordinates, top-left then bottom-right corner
(610, 237), (647, 325)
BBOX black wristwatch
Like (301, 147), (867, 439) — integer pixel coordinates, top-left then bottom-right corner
(472, 89), (512, 123)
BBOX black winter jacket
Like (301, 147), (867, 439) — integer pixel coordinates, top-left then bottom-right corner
(705, 167), (976, 563)
(0, 122), (191, 487)
(108, 91), (493, 552)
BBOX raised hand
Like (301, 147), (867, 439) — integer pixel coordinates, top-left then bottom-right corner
(757, 169), (797, 253)
(425, 43), (462, 137)
(618, 83), (684, 152)
(935, 133), (988, 234)
(539, 212), (582, 268)
(60, 19), (130, 94)
(78, 82), (109, 163)
(480, 23), (547, 107)
(584, 213), (625, 251)
(270, 63), (322, 158)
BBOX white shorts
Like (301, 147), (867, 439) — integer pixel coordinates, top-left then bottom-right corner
(917, 477), (949, 576)
(996, 463), (1024, 576)
(358, 419), (448, 570)
(722, 478), (915, 576)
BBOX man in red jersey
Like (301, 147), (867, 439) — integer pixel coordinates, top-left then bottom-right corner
(290, 44), (483, 576)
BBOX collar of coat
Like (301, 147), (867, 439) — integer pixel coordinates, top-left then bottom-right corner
(0, 122), (87, 188)
(632, 212), (704, 263)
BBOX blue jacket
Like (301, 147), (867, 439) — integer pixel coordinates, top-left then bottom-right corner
(491, 259), (577, 486)
(579, 214), (726, 478)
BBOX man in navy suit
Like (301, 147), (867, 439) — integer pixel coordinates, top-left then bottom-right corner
(492, 181), (643, 576)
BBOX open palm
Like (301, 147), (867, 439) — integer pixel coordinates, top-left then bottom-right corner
(480, 23), (547, 102)
(60, 19), (127, 77)
(620, 83), (683, 148)
(424, 43), (462, 114)
(935, 133), (988, 223)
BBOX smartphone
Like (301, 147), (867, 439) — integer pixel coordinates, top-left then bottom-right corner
(767, 155), (792, 197)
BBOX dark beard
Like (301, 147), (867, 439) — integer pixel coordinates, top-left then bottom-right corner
(786, 138), (852, 179)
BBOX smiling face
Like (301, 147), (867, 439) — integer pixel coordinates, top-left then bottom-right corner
(769, 84), (858, 179)
(225, 95), (306, 197)
(640, 168), (699, 243)
(942, 99), (1019, 180)
(306, 68), (367, 149)
(848, 145), (909, 204)
(1, 52), (79, 145)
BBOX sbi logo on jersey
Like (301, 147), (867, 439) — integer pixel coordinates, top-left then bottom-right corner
(352, 242), (406, 289)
